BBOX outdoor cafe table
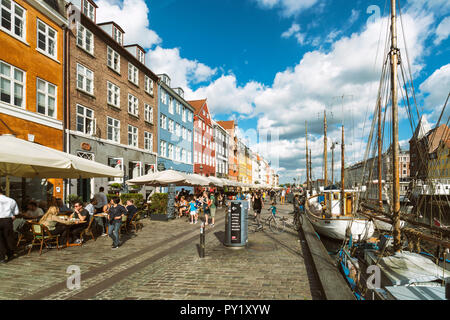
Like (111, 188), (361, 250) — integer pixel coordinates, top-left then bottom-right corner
(58, 217), (87, 247)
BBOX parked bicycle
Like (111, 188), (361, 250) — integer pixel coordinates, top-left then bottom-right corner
(249, 211), (286, 234)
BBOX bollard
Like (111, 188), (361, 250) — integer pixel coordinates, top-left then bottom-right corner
(200, 222), (205, 258)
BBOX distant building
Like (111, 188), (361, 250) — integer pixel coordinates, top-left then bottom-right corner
(217, 120), (239, 181)
(213, 120), (229, 179)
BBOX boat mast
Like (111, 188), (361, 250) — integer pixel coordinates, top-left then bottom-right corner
(306, 121), (310, 194)
(324, 111), (328, 208)
(377, 98), (383, 211)
(390, 0), (401, 252)
(341, 125), (345, 215)
(309, 149), (312, 193)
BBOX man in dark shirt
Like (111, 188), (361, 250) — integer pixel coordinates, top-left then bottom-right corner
(70, 202), (90, 244)
(108, 197), (127, 249)
(125, 199), (138, 230)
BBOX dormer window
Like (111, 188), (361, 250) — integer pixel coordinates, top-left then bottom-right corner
(138, 49), (145, 64)
(83, 0), (95, 21)
(113, 26), (122, 45)
(158, 74), (171, 87)
(174, 88), (184, 99)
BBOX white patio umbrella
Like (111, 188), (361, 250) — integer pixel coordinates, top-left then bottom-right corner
(126, 169), (188, 186)
(185, 173), (211, 186)
(207, 176), (224, 187)
(0, 135), (123, 195)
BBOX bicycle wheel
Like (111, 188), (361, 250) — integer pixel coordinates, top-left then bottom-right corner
(293, 212), (303, 231)
(269, 217), (285, 233)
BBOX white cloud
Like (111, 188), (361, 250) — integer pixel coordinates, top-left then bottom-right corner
(281, 23), (306, 44)
(146, 46), (217, 90)
(434, 17), (450, 45)
(419, 64), (450, 118)
(254, 0), (320, 17)
(95, 0), (161, 48)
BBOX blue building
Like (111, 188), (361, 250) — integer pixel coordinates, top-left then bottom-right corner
(157, 74), (194, 175)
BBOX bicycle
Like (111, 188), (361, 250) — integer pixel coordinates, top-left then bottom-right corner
(249, 211), (286, 234)
(292, 208), (304, 231)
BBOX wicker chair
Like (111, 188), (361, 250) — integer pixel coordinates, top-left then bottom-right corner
(27, 223), (60, 255)
(129, 211), (144, 233)
(80, 216), (96, 244)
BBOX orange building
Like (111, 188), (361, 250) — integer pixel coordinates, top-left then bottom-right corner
(0, 0), (67, 205)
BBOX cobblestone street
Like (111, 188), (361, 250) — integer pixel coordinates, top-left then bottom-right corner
(0, 204), (323, 300)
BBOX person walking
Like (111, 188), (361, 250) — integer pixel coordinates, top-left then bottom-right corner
(108, 197), (127, 249)
(202, 192), (211, 226)
(0, 186), (19, 263)
(253, 192), (264, 228)
(281, 189), (286, 205)
(209, 193), (217, 227)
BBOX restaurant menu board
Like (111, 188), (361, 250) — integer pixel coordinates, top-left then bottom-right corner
(230, 202), (242, 243)
(167, 184), (176, 219)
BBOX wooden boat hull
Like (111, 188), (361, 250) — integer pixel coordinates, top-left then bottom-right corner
(305, 208), (375, 241)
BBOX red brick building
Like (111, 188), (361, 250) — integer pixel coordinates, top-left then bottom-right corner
(188, 99), (215, 177)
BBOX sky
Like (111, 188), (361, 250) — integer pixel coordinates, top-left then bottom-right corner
(93, 0), (450, 184)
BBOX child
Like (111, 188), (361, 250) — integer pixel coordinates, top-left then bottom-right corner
(269, 201), (277, 217)
(189, 196), (198, 224)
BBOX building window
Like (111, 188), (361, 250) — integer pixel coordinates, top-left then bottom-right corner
(176, 123), (181, 137)
(36, 78), (56, 118)
(76, 105), (94, 135)
(182, 149), (186, 163)
(107, 117), (120, 143)
(128, 94), (139, 116)
(37, 19), (57, 59)
(144, 103), (153, 123)
(176, 102), (181, 114)
(0, 60), (24, 108)
(182, 107), (186, 122)
(144, 75), (153, 95)
(188, 111), (193, 122)
(168, 119), (174, 133)
(113, 25), (122, 45)
(168, 96), (174, 114)
(188, 130), (192, 142)
(77, 23), (94, 54)
(107, 47), (120, 73)
(76, 63), (94, 94)
(175, 146), (180, 161)
(107, 81), (120, 108)
(160, 140), (167, 157)
(128, 125), (138, 147)
(160, 114), (167, 129)
(188, 151), (192, 164)
(0, 0), (25, 40)
(138, 49), (145, 64)
(82, 0), (95, 21)
(128, 63), (138, 85)
(144, 131), (152, 151)
(168, 144), (174, 160)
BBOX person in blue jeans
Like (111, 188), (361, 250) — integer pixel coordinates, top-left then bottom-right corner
(108, 197), (127, 249)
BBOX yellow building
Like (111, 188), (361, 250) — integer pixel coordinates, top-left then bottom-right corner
(428, 140), (450, 180)
(238, 139), (246, 182)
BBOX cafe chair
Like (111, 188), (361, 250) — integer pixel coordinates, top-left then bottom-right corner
(129, 211), (144, 233)
(80, 216), (96, 244)
(28, 223), (60, 256)
(120, 215), (129, 234)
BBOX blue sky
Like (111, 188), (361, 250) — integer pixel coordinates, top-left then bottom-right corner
(95, 0), (450, 183)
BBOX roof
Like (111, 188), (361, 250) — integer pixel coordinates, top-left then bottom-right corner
(217, 120), (235, 130)
(188, 99), (207, 114)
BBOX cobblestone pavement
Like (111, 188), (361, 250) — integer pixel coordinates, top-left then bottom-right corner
(0, 203), (323, 300)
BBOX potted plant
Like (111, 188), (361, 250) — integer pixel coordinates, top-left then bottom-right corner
(149, 193), (169, 221)
(67, 194), (82, 207)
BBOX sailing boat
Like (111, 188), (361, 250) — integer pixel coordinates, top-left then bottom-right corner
(337, 0), (450, 300)
(304, 114), (375, 241)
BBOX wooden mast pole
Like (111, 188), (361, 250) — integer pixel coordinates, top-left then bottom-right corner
(309, 149), (312, 193)
(378, 99), (383, 211)
(305, 121), (310, 194)
(341, 126), (345, 215)
(390, 0), (401, 252)
(324, 111), (328, 208)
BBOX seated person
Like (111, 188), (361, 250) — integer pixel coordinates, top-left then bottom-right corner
(178, 196), (188, 217)
(56, 198), (71, 213)
(23, 200), (44, 219)
(85, 198), (97, 216)
(39, 206), (69, 246)
(69, 202), (90, 244)
(125, 199), (138, 227)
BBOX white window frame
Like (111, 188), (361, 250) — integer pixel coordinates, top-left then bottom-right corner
(168, 144), (174, 160)
(0, 60), (25, 108)
(107, 116), (120, 143)
(128, 124), (138, 147)
(128, 63), (139, 86)
(77, 23), (94, 55)
(138, 49), (145, 64)
(82, 0), (95, 21)
(0, 0), (26, 41)
(107, 81), (120, 108)
(36, 19), (57, 59)
(182, 149), (186, 163)
(144, 131), (153, 151)
(182, 107), (186, 122)
(36, 78), (57, 118)
(160, 114), (167, 129)
(107, 46), (120, 73)
(127, 93), (139, 117)
(113, 25), (122, 45)
(175, 146), (180, 161)
(168, 96), (174, 114)
(144, 103), (153, 123)
(176, 123), (181, 137)
(160, 140), (167, 157)
(76, 63), (94, 95)
(76, 104), (94, 135)
(168, 119), (174, 133)
(160, 88), (167, 104)
(188, 151), (192, 164)
(144, 75), (153, 95)
(176, 102), (181, 114)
